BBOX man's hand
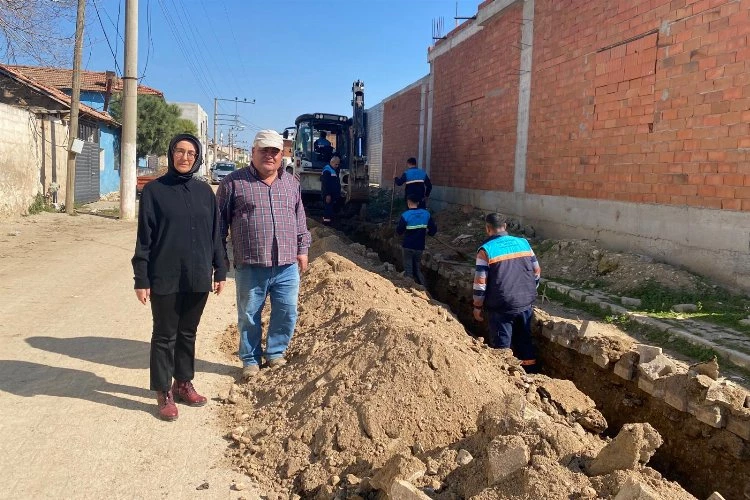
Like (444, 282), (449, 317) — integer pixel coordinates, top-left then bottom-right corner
(324, 195), (332, 204)
(473, 307), (483, 321)
(214, 281), (226, 295)
(297, 254), (308, 273)
(135, 288), (150, 305)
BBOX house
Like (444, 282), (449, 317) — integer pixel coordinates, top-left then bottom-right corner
(0, 63), (120, 215)
(169, 102), (209, 174)
(8, 65), (163, 196)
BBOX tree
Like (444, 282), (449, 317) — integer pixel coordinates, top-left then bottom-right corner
(110, 94), (195, 159)
(175, 118), (198, 136)
(0, 0), (77, 64)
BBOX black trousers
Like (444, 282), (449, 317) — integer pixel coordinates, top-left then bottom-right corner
(149, 292), (209, 392)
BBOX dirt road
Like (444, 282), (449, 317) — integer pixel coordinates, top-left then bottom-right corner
(0, 212), (246, 499)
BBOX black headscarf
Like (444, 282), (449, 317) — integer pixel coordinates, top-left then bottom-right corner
(166, 133), (203, 182)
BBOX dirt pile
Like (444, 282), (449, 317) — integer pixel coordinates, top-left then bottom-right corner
(534, 239), (701, 295)
(218, 227), (696, 499)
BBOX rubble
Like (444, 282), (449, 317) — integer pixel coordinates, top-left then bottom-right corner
(216, 227), (710, 499)
(588, 423), (663, 476)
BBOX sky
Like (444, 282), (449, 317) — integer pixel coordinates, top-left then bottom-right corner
(62, 0), (476, 147)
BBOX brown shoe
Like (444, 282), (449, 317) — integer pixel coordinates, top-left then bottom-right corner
(242, 364), (260, 381)
(172, 380), (207, 407)
(156, 390), (178, 421)
(267, 358), (287, 368)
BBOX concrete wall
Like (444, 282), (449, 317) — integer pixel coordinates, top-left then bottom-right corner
(365, 102), (384, 185)
(416, 0), (750, 292)
(170, 102), (209, 173)
(0, 105), (66, 216)
(381, 77), (429, 183)
(99, 124), (120, 195)
(0, 104), (40, 216)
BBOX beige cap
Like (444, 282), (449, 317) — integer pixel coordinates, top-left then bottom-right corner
(253, 129), (284, 149)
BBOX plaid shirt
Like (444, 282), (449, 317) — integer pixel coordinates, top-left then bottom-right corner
(217, 164), (311, 267)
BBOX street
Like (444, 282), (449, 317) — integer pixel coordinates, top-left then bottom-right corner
(0, 212), (244, 499)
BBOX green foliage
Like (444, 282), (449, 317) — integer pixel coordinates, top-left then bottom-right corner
(109, 94), (193, 159)
(625, 279), (750, 332)
(175, 118), (198, 136)
(541, 285), (750, 376)
(26, 194), (55, 215)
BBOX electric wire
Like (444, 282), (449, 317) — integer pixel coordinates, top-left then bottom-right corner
(91, 0), (122, 75)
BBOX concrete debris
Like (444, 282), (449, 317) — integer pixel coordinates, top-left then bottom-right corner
(613, 476), (660, 500)
(588, 423), (663, 476)
(390, 479), (432, 500)
(705, 492), (726, 500)
(614, 351), (639, 381)
(370, 454), (426, 493)
(456, 449), (473, 465)
(688, 358), (720, 380)
(486, 435), (529, 485)
(671, 303), (698, 313)
(621, 297), (642, 308)
(635, 345), (662, 364)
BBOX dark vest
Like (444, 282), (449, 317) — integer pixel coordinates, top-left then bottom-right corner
(480, 234), (537, 313)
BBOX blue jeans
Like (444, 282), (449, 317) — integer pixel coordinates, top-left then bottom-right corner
(235, 263), (300, 367)
(402, 248), (425, 285)
(488, 307), (539, 373)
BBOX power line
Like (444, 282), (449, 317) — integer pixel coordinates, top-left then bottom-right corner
(140, 0), (152, 79)
(155, 0), (215, 101)
(91, 0), (122, 75)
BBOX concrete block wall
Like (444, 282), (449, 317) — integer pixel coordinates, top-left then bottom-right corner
(0, 103), (41, 217)
(429, 1), (523, 192)
(407, 0), (750, 292)
(381, 78), (429, 183)
(527, 0), (750, 209)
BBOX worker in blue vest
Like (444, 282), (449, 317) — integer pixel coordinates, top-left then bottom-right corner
(314, 131), (333, 163)
(472, 213), (541, 373)
(394, 157), (432, 208)
(396, 193), (437, 285)
(320, 154), (341, 225)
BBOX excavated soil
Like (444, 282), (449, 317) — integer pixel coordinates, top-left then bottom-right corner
(217, 227), (695, 499)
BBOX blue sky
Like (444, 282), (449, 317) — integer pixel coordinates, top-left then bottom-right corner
(72, 0), (475, 145)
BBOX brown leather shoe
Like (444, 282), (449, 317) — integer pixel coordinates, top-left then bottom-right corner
(172, 380), (207, 407)
(156, 390), (178, 421)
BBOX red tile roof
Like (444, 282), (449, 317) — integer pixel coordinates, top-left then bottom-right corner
(0, 63), (119, 125)
(7, 65), (163, 97)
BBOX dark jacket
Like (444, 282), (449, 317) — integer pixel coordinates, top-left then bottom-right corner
(395, 166), (432, 201)
(132, 134), (227, 294)
(478, 234), (538, 313)
(396, 208), (437, 250)
(320, 164), (341, 198)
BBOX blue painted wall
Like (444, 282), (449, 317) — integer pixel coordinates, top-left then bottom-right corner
(99, 124), (120, 195)
(80, 91), (106, 111)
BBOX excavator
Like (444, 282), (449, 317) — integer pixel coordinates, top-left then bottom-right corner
(286, 80), (369, 213)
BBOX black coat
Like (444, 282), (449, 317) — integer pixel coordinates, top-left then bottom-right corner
(132, 174), (227, 294)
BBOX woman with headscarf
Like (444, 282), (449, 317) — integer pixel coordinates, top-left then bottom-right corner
(132, 133), (227, 421)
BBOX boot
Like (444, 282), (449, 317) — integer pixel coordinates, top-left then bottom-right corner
(156, 390), (178, 421)
(172, 380), (208, 407)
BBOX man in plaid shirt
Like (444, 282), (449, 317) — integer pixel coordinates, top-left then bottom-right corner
(217, 129), (311, 380)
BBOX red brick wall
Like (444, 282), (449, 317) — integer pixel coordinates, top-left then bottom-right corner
(429, 2), (523, 191)
(526, 0), (750, 210)
(382, 86), (423, 183)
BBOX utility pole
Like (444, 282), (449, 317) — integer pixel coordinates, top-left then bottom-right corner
(65, 0), (86, 215)
(119, 0), (138, 220)
(213, 97), (255, 164)
(213, 98), (218, 167)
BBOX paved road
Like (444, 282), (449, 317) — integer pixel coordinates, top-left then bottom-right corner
(0, 212), (245, 499)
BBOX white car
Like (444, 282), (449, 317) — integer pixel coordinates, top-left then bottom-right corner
(210, 162), (236, 184)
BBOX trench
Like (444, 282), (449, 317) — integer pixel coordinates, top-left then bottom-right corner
(331, 218), (750, 500)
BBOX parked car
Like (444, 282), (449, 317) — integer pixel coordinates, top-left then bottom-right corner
(210, 162), (236, 184)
